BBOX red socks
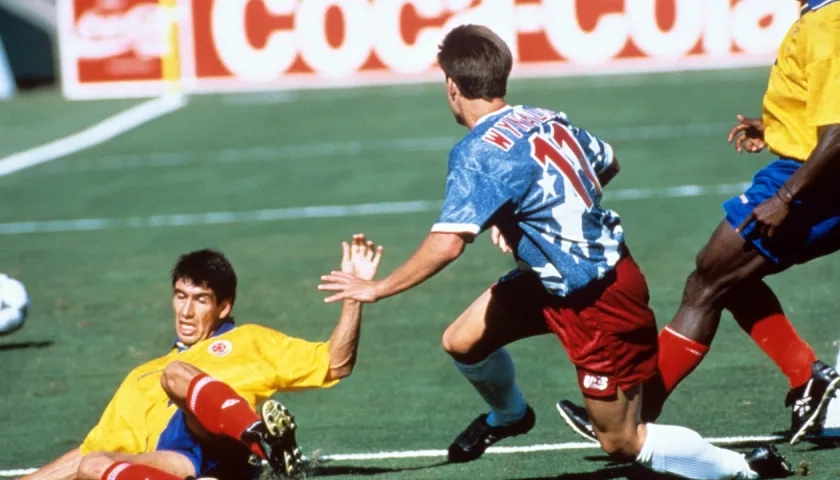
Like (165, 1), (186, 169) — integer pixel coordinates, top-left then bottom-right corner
(657, 326), (710, 393)
(728, 283), (816, 389)
(101, 462), (181, 480)
(186, 373), (263, 456)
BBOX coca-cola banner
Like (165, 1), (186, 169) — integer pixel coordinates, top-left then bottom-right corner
(59, 0), (799, 100)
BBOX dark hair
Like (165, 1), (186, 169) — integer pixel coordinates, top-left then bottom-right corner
(171, 249), (237, 306)
(437, 24), (513, 101)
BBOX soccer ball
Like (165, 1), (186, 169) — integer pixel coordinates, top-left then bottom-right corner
(0, 273), (28, 336)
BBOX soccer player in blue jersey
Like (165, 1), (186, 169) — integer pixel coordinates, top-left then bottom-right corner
(318, 24), (791, 479)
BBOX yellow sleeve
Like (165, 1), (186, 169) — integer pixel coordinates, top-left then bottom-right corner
(79, 375), (143, 455)
(257, 328), (338, 391)
(806, 11), (840, 127)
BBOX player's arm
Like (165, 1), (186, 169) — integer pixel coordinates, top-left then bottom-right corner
(597, 157), (620, 187)
(778, 124), (840, 200)
(20, 447), (81, 480)
(325, 234), (382, 379)
(320, 153), (515, 303)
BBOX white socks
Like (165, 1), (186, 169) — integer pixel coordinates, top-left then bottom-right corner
(636, 423), (757, 480)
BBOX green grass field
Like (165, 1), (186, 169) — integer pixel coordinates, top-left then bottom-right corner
(2, 68), (840, 479)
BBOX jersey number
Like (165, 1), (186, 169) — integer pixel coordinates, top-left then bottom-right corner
(529, 121), (601, 208)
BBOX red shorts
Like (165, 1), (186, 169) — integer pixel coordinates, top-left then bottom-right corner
(491, 255), (658, 398)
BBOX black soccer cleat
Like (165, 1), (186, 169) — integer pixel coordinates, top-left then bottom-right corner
(743, 444), (793, 479)
(241, 400), (304, 478)
(786, 360), (840, 445)
(555, 400), (598, 443)
(447, 405), (536, 463)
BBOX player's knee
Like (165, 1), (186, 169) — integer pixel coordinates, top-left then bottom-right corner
(161, 361), (198, 399)
(441, 325), (480, 362)
(76, 453), (116, 480)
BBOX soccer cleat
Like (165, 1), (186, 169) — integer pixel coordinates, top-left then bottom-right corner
(447, 405), (536, 463)
(241, 400), (304, 478)
(555, 400), (597, 443)
(741, 444), (793, 479)
(786, 360), (840, 445)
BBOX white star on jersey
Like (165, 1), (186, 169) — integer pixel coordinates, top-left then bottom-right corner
(536, 168), (558, 202)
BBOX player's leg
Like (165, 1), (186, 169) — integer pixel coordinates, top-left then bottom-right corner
(76, 451), (196, 480)
(442, 272), (550, 462)
(584, 385), (791, 479)
(160, 361), (302, 476)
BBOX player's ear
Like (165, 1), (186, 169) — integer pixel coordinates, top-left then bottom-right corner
(217, 299), (232, 320)
(446, 77), (459, 100)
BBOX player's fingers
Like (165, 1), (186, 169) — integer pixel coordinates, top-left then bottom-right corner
(341, 241), (350, 261)
(365, 240), (375, 259)
(323, 292), (349, 303)
(728, 124), (748, 142)
(735, 213), (754, 234)
(372, 245), (384, 265)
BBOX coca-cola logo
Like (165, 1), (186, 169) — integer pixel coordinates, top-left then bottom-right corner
(74, 1), (169, 60)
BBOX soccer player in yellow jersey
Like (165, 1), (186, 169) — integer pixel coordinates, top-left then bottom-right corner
(557, 0), (840, 450)
(23, 234), (383, 480)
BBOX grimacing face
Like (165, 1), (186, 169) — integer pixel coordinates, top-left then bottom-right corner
(172, 278), (231, 346)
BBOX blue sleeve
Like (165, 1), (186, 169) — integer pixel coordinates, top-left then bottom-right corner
(432, 149), (515, 235)
(572, 125), (614, 175)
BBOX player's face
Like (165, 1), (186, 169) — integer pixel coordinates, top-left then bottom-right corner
(172, 278), (232, 346)
(446, 77), (466, 126)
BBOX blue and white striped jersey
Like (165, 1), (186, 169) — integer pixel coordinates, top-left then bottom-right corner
(432, 105), (624, 297)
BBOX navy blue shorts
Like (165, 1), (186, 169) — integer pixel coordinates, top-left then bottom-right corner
(157, 410), (257, 479)
(723, 158), (840, 266)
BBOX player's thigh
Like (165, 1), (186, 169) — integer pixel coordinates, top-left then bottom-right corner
(584, 384), (645, 458)
(548, 256), (658, 399)
(441, 274), (550, 363)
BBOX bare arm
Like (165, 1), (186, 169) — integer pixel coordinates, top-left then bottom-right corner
(373, 232), (466, 300)
(324, 234), (383, 379)
(598, 157), (620, 188)
(21, 448), (81, 480)
(319, 232), (467, 304)
(777, 124), (840, 201)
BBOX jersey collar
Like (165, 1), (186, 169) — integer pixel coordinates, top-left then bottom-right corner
(802, 0), (836, 14)
(474, 104), (514, 127)
(173, 320), (235, 352)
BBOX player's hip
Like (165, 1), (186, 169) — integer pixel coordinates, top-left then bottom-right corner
(723, 157), (840, 265)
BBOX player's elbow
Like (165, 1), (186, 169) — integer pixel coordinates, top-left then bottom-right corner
(329, 365), (354, 380)
(598, 158), (620, 187)
(431, 232), (468, 261)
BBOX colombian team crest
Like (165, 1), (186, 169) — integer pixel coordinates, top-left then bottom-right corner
(208, 339), (232, 356)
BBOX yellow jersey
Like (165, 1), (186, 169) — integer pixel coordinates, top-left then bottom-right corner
(762, 0), (840, 161)
(80, 322), (335, 455)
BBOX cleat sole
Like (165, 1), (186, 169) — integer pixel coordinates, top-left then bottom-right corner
(790, 376), (840, 445)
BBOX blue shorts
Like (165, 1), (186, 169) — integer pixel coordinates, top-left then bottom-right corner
(723, 158), (840, 266)
(157, 410), (258, 479)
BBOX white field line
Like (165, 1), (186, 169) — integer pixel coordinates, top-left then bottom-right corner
(0, 434), (787, 476)
(0, 94), (188, 176)
(0, 182), (749, 236)
(35, 121), (730, 175)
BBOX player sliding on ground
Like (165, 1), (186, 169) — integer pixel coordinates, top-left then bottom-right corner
(556, 0), (840, 448)
(318, 24), (792, 480)
(24, 234), (383, 480)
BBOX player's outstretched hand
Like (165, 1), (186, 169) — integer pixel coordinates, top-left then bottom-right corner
(490, 226), (513, 254)
(320, 234), (383, 303)
(340, 233), (384, 281)
(728, 114), (766, 154)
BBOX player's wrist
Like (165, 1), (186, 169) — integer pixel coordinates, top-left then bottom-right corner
(776, 184), (795, 204)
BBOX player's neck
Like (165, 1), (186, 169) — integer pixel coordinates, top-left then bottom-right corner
(463, 99), (509, 130)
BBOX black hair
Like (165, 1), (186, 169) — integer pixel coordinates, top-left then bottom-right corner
(171, 249), (237, 306)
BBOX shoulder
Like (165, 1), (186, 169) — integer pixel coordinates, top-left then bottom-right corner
(805, 2), (840, 60)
